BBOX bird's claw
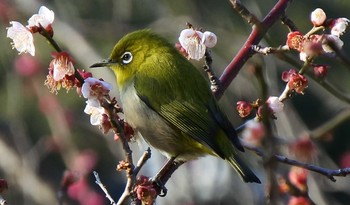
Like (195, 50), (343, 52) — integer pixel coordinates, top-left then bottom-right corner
(152, 178), (168, 197)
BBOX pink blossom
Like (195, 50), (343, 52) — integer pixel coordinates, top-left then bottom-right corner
(50, 52), (75, 81)
(236, 101), (253, 118)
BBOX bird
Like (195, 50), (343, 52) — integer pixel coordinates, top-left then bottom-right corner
(90, 29), (260, 183)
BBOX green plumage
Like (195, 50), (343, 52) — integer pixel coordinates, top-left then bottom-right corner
(91, 30), (260, 183)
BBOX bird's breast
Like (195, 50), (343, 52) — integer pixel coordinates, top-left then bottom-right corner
(119, 82), (210, 161)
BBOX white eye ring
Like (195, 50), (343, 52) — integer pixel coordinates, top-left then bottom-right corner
(121, 52), (133, 64)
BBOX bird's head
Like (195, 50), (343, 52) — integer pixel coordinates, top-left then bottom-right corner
(90, 29), (175, 88)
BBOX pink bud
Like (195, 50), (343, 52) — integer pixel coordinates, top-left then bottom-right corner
(313, 64), (328, 79)
(236, 101), (253, 118)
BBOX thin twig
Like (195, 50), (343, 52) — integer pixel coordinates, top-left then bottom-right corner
(133, 148), (152, 176)
(94, 171), (117, 205)
(203, 49), (220, 93)
(216, 0), (292, 99)
(281, 14), (299, 32)
(243, 143), (350, 182)
(254, 64), (279, 204)
(230, 0), (260, 25)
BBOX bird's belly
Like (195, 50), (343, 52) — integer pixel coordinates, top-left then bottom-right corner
(120, 84), (210, 161)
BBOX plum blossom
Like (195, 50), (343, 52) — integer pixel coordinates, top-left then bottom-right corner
(27, 6), (54, 31)
(7, 21), (35, 56)
(330, 18), (350, 37)
(178, 28), (217, 60)
(50, 52), (75, 81)
(286, 31), (344, 62)
(281, 69), (308, 94)
(310, 8), (326, 27)
(7, 6), (55, 56)
(82, 77), (112, 107)
(82, 77), (112, 126)
(236, 101), (253, 118)
(84, 104), (105, 125)
(266, 96), (284, 114)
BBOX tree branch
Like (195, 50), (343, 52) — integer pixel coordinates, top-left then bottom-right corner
(215, 0), (292, 99)
(243, 143), (350, 182)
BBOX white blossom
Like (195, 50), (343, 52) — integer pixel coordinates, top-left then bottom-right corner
(179, 29), (205, 60)
(7, 21), (35, 56)
(51, 53), (75, 81)
(82, 77), (112, 107)
(84, 103), (105, 125)
(267, 96), (284, 114)
(202, 31), (217, 48)
(310, 8), (326, 27)
(27, 6), (54, 29)
(330, 18), (350, 37)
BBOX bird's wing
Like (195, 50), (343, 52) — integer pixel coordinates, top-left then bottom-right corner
(134, 72), (227, 159)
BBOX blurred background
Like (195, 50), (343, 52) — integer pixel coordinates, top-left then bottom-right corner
(1, 0), (350, 204)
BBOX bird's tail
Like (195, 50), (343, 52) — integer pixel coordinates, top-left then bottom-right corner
(226, 154), (261, 183)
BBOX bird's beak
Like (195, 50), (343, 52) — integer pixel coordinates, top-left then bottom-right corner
(90, 59), (112, 68)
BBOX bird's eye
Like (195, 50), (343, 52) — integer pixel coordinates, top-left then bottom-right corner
(121, 52), (133, 64)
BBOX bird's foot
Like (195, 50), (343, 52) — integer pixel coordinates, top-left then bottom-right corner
(151, 178), (168, 197)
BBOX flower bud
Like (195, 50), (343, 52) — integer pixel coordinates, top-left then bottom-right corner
(236, 101), (253, 118)
(202, 31), (217, 48)
(313, 64), (328, 79)
(310, 8), (326, 27)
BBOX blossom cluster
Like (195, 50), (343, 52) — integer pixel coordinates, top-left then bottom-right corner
(236, 96), (284, 119)
(286, 8), (349, 62)
(7, 6), (54, 56)
(6, 6), (116, 132)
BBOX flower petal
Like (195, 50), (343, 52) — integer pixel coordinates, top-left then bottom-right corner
(7, 21), (35, 56)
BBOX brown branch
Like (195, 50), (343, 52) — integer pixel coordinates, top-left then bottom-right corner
(230, 0), (260, 25)
(281, 14), (299, 32)
(215, 0), (292, 99)
(243, 143), (350, 182)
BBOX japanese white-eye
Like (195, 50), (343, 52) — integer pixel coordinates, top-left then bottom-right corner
(91, 30), (260, 183)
